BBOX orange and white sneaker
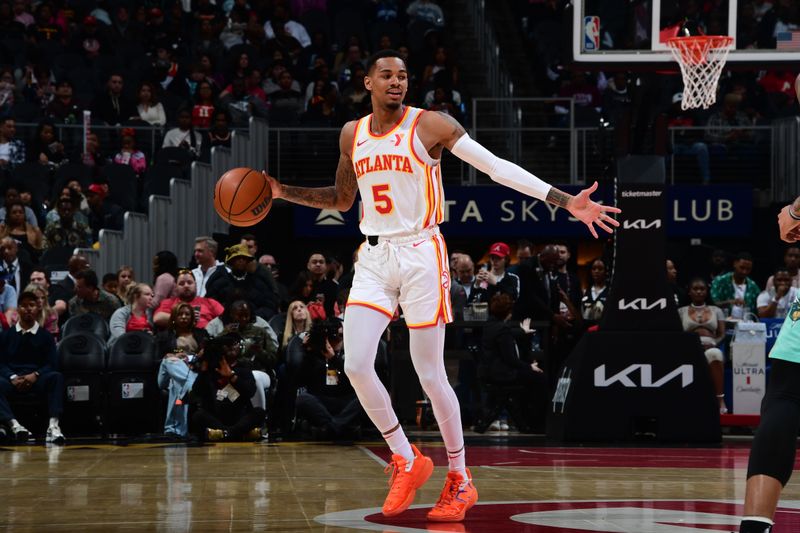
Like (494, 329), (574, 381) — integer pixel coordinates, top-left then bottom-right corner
(381, 444), (434, 517)
(426, 469), (478, 522)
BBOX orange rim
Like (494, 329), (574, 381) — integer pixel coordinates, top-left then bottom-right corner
(667, 35), (733, 65)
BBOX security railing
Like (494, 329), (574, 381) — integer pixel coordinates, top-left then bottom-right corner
(667, 126), (773, 189)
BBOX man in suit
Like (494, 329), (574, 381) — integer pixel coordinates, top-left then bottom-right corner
(0, 290), (64, 443)
(91, 73), (136, 126)
(0, 237), (32, 294)
(49, 254), (90, 318)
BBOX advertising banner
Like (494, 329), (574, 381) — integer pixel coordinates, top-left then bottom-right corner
(292, 185), (752, 238)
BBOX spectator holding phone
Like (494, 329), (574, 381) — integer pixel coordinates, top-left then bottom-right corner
(156, 302), (209, 438)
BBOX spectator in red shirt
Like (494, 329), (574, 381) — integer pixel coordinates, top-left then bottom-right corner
(191, 80), (216, 128)
(153, 270), (224, 329)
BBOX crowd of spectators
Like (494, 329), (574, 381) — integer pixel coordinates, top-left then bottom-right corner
(1, 219), (799, 441)
(512, 0), (799, 183)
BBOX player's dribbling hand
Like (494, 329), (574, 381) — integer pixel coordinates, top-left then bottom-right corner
(262, 170), (283, 200)
(566, 181), (621, 239)
(778, 204), (800, 243)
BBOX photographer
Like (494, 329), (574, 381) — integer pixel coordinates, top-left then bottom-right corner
(295, 318), (362, 439)
(190, 334), (264, 441)
(477, 292), (546, 433)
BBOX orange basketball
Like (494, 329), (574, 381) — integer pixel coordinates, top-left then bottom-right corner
(213, 167), (272, 227)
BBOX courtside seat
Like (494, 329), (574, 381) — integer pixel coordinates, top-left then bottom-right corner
(58, 333), (107, 435)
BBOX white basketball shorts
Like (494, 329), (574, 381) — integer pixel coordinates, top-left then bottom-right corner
(346, 226), (454, 328)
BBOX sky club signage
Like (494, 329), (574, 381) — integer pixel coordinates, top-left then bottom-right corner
(292, 184), (752, 237)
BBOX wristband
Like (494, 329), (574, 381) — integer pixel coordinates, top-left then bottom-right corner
(790, 208), (800, 221)
(9, 374), (17, 380)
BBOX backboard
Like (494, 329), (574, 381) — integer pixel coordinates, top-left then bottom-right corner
(571, 0), (800, 68)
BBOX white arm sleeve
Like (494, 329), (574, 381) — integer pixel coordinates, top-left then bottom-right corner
(450, 133), (552, 201)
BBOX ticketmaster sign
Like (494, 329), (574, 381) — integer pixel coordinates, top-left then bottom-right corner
(292, 184), (752, 237)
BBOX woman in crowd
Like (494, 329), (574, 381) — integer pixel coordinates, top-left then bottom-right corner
(108, 283), (154, 345)
(151, 250), (178, 309)
(281, 300), (312, 350)
(134, 81), (166, 126)
(191, 80), (216, 128)
(25, 282), (58, 339)
(581, 258), (609, 325)
(0, 200), (43, 259)
(678, 278), (728, 413)
(157, 302), (210, 438)
(116, 265), (135, 304)
(28, 119), (66, 167)
(288, 270), (314, 304)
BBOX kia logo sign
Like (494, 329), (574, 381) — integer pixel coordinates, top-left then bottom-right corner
(594, 364), (694, 388)
(617, 298), (667, 311)
(622, 219), (662, 230)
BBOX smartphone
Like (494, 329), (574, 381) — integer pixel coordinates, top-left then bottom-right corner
(316, 293), (325, 303)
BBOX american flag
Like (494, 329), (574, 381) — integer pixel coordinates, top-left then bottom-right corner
(776, 31), (800, 50)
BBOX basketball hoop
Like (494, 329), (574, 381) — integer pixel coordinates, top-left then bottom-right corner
(666, 36), (734, 110)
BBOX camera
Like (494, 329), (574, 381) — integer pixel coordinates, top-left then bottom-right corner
(306, 319), (342, 356)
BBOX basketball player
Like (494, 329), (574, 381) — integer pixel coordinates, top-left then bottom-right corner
(263, 50), (620, 522)
(738, 73), (800, 533)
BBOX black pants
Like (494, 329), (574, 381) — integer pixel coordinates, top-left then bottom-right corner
(747, 358), (800, 486)
(296, 392), (362, 434)
(193, 407), (266, 440)
(0, 372), (64, 423)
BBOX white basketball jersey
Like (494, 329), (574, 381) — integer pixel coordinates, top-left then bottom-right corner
(351, 106), (444, 237)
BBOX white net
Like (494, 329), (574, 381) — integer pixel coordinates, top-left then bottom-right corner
(667, 36), (734, 110)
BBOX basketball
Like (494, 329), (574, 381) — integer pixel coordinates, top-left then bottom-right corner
(213, 167), (272, 227)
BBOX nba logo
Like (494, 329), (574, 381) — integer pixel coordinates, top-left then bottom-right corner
(584, 16), (600, 51)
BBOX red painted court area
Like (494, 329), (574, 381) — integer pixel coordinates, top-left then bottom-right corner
(368, 444), (775, 469)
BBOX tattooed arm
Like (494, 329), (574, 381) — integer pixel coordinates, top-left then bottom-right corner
(263, 121), (359, 211)
(422, 111), (621, 238)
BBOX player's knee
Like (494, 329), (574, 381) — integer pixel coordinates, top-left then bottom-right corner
(344, 358), (370, 383)
(705, 348), (723, 364)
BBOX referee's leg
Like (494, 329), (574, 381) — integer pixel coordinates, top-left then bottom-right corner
(741, 358), (800, 532)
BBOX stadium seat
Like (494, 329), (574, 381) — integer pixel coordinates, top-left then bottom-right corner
(61, 312), (111, 341)
(141, 164), (184, 206)
(40, 245), (74, 269)
(11, 162), (50, 203)
(58, 332), (107, 435)
(54, 163), (93, 192)
(155, 147), (193, 169)
(102, 163), (139, 212)
(104, 332), (160, 435)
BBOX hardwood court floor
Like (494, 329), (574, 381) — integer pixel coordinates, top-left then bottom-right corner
(2, 437), (800, 532)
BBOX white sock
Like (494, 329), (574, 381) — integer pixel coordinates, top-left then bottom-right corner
(49, 417), (59, 428)
(384, 424), (415, 465)
(10, 418), (22, 429)
(447, 446), (467, 480)
(742, 516), (774, 525)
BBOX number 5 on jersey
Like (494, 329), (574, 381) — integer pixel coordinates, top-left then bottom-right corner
(371, 183), (394, 215)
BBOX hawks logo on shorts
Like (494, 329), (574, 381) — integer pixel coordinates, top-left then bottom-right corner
(351, 106), (445, 238)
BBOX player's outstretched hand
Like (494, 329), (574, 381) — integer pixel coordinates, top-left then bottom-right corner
(262, 170), (283, 200)
(566, 181), (621, 239)
(778, 204), (800, 243)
